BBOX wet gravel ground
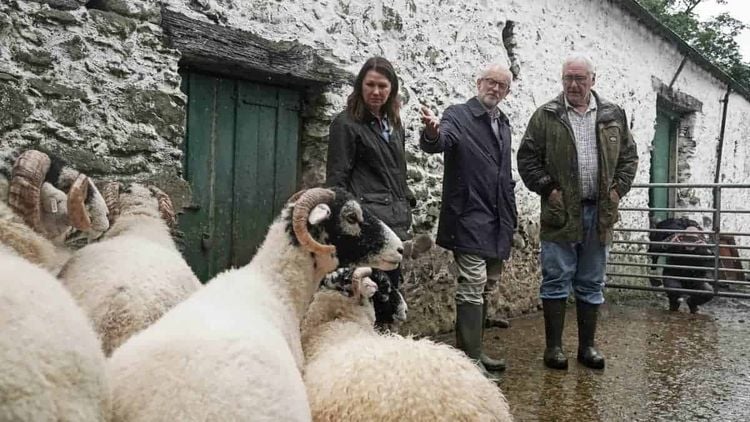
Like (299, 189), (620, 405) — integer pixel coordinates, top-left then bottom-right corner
(435, 297), (750, 421)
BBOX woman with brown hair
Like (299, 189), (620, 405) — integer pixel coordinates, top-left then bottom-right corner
(325, 57), (415, 329)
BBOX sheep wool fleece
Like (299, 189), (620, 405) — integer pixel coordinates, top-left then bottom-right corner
(0, 252), (109, 421)
(302, 291), (513, 422)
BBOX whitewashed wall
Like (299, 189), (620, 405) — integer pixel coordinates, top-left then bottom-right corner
(163, 0), (750, 237)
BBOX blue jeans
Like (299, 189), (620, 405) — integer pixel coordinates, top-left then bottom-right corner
(540, 204), (608, 305)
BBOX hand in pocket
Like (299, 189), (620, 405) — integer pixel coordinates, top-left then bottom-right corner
(549, 189), (563, 206)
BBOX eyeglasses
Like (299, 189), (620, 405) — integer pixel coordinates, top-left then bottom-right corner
(481, 78), (509, 91)
(562, 75), (591, 84)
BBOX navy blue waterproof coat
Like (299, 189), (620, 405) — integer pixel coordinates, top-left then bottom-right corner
(420, 97), (517, 260)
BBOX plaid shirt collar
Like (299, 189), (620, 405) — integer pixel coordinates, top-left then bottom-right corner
(564, 94), (597, 115)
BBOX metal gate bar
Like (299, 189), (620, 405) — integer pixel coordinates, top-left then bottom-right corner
(610, 250), (750, 263)
(610, 261), (749, 275)
(605, 182), (750, 300)
(605, 283), (750, 299)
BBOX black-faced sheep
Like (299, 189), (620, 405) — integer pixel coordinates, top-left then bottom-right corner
(107, 187), (403, 422)
(57, 183), (201, 356)
(649, 218), (717, 312)
(321, 267), (407, 324)
(301, 267), (513, 421)
(0, 251), (109, 421)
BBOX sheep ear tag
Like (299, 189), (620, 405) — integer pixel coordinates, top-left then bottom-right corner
(308, 204), (331, 225)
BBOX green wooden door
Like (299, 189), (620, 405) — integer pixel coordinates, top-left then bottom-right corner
(179, 72), (300, 282)
(650, 110), (676, 222)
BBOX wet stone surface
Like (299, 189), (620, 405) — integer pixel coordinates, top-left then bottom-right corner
(434, 298), (750, 421)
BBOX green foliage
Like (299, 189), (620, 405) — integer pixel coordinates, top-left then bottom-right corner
(638, 0), (750, 89)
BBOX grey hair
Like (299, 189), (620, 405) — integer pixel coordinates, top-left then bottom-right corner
(476, 63), (514, 83)
(562, 53), (596, 76)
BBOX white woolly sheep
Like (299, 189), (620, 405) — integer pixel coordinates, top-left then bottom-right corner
(0, 251), (109, 421)
(107, 187), (404, 422)
(302, 267), (513, 422)
(58, 183), (201, 356)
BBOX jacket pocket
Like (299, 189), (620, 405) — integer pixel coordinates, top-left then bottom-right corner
(361, 192), (391, 205)
(540, 191), (567, 228)
(600, 188), (621, 227)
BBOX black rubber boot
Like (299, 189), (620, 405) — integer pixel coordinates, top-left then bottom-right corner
(542, 299), (568, 370)
(480, 295), (506, 372)
(576, 301), (605, 369)
(456, 303), (500, 381)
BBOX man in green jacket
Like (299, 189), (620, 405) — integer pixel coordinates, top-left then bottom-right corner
(517, 54), (638, 370)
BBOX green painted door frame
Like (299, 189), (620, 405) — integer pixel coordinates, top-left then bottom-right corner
(650, 109), (679, 223)
(179, 71), (301, 281)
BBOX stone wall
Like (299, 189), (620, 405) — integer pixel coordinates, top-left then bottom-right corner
(0, 0), (190, 207)
(2, 0), (750, 335)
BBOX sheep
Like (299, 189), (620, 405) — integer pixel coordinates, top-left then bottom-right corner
(302, 267), (513, 422)
(8, 149), (110, 241)
(0, 149), (111, 274)
(318, 235), (430, 332)
(107, 187), (404, 422)
(0, 250), (109, 421)
(322, 267), (408, 325)
(57, 183), (201, 356)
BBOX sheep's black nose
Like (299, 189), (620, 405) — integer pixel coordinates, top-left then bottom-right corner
(397, 247), (404, 255)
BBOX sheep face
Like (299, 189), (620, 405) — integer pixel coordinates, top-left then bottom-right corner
(369, 270), (408, 324)
(318, 188), (403, 271)
(290, 188), (402, 272)
(321, 267), (407, 324)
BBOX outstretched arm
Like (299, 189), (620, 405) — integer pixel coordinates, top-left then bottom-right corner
(419, 105), (461, 154)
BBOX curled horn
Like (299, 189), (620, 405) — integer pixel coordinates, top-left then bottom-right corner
(291, 188), (336, 255)
(67, 174), (92, 231)
(149, 186), (176, 228)
(9, 150), (51, 232)
(287, 189), (306, 204)
(101, 182), (122, 224)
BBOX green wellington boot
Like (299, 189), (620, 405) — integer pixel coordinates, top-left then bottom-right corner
(480, 295), (506, 371)
(456, 303), (501, 381)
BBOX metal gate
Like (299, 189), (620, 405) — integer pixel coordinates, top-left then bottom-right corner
(606, 182), (750, 300)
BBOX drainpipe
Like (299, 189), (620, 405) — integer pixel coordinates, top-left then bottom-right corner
(713, 86), (731, 187)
